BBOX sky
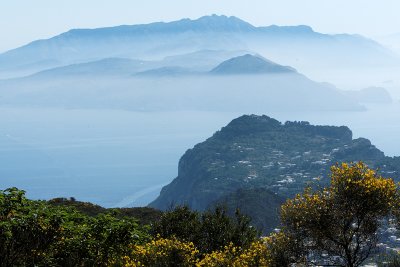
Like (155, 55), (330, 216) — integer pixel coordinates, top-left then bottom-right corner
(1, 0), (400, 53)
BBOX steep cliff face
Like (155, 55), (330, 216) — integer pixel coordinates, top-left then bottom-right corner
(150, 115), (397, 211)
(209, 187), (286, 234)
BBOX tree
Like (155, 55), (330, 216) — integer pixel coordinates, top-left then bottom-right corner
(0, 188), (64, 266)
(151, 205), (259, 254)
(0, 188), (150, 266)
(49, 211), (149, 266)
(279, 162), (397, 267)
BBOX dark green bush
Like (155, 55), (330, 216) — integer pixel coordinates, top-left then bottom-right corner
(151, 205), (259, 253)
(0, 188), (149, 266)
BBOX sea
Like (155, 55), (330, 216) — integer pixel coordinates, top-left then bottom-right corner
(0, 103), (399, 207)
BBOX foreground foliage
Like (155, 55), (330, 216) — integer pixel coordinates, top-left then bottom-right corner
(0, 188), (260, 266)
(1, 161), (400, 266)
(0, 188), (149, 266)
(123, 237), (199, 267)
(151, 206), (259, 254)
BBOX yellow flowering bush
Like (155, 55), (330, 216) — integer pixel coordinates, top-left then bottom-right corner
(281, 186), (330, 233)
(330, 162), (397, 212)
(123, 237), (199, 267)
(125, 238), (273, 267)
(196, 240), (271, 267)
(233, 239), (271, 266)
(280, 162), (398, 267)
(196, 243), (240, 266)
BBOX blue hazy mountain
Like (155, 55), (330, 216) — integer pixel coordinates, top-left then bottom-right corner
(30, 58), (152, 78)
(0, 51), (364, 112)
(27, 53), (294, 78)
(23, 50), (247, 79)
(0, 68), (363, 113)
(210, 54), (296, 75)
(160, 50), (251, 72)
(135, 66), (198, 77)
(136, 54), (296, 76)
(0, 15), (396, 78)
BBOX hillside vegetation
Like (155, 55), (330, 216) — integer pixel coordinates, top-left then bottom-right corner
(2, 162), (400, 266)
(151, 115), (400, 211)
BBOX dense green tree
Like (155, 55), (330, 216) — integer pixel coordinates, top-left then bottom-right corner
(0, 188), (149, 266)
(152, 205), (259, 254)
(47, 211), (149, 266)
(151, 206), (201, 242)
(0, 187), (66, 266)
(198, 207), (258, 253)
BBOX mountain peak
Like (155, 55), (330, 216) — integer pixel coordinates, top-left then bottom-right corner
(216, 114), (353, 141)
(173, 14), (256, 32)
(210, 54), (296, 75)
(196, 14), (249, 23)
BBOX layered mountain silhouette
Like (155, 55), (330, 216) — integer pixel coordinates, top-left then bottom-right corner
(210, 54), (296, 75)
(135, 66), (197, 77)
(27, 50), (251, 79)
(29, 53), (295, 78)
(0, 15), (396, 78)
(0, 53), (363, 112)
(30, 58), (151, 78)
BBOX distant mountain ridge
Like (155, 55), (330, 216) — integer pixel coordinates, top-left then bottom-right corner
(211, 54), (296, 75)
(136, 66), (197, 77)
(0, 15), (396, 79)
(27, 53), (296, 78)
(30, 58), (150, 78)
(24, 50), (247, 79)
(0, 53), (364, 112)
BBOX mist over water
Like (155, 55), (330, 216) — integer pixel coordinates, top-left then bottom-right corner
(1, 71), (399, 207)
(0, 108), (237, 207)
(0, 103), (399, 207)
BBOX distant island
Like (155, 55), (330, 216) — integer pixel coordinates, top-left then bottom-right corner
(150, 115), (400, 232)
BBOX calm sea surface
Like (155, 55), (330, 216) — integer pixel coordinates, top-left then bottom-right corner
(0, 104), (399, 207)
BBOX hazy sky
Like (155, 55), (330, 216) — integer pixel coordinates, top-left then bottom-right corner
(1, 0), (400, 53)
